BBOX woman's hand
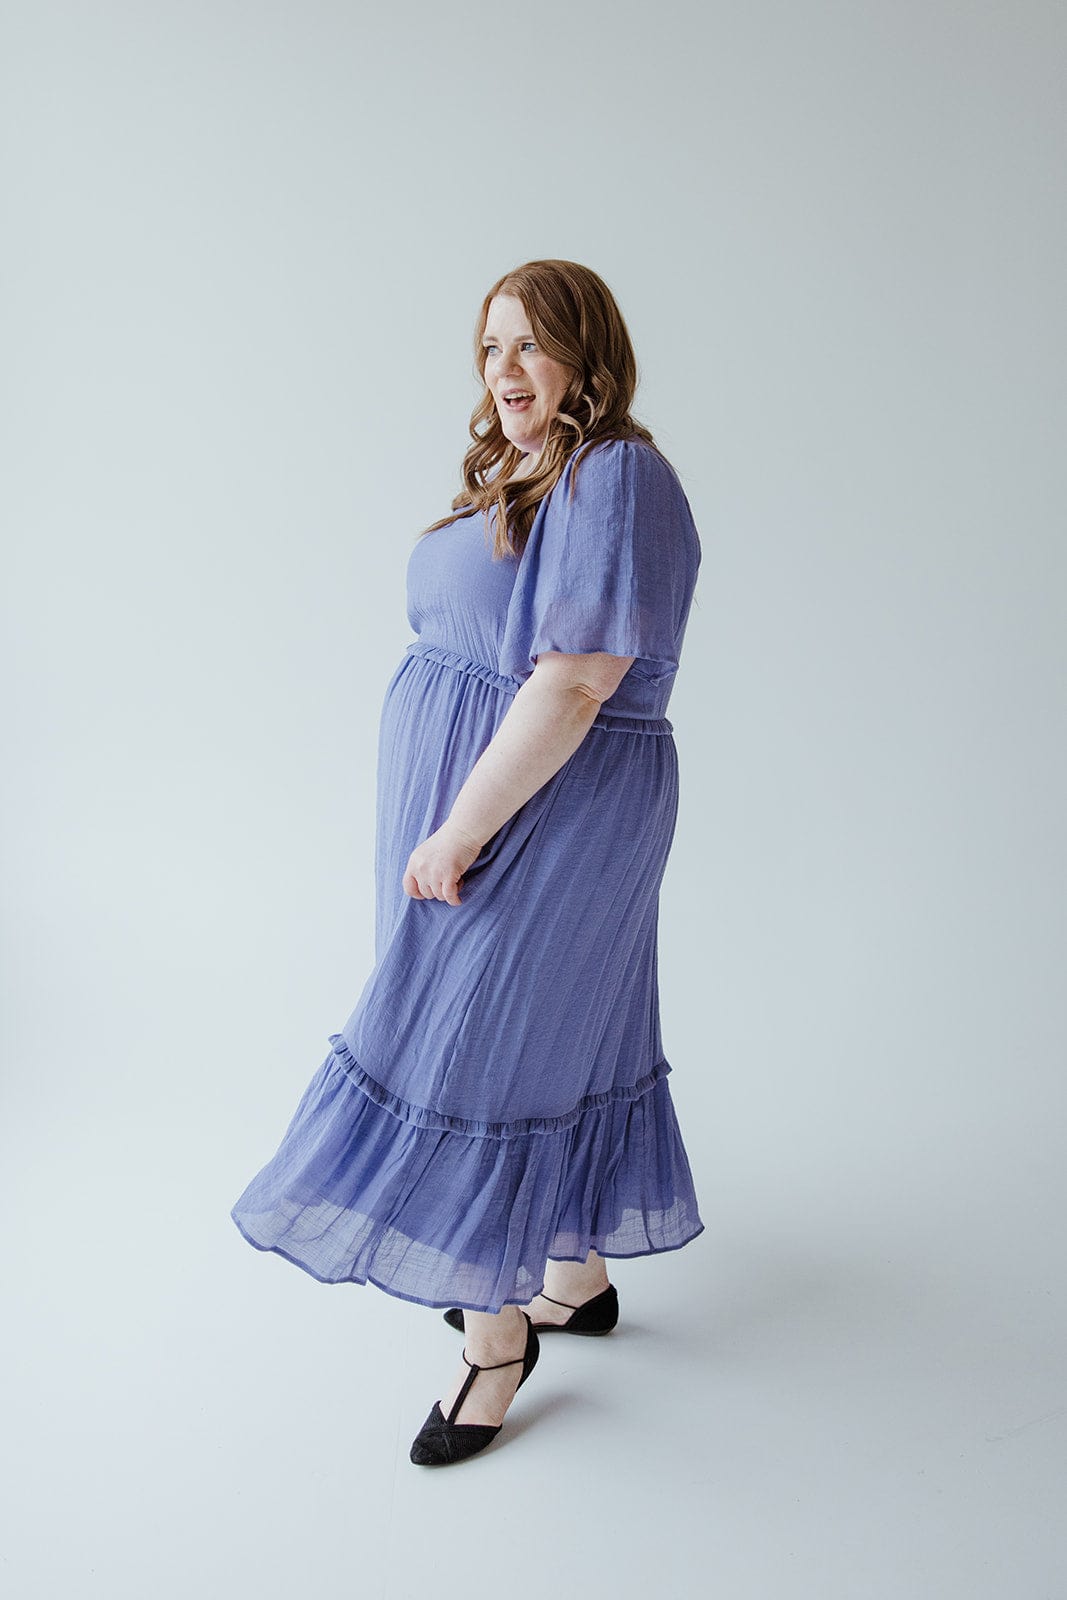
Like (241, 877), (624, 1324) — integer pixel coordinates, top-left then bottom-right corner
(402, 820), (485, 907)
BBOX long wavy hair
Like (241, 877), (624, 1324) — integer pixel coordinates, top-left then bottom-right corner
(418, 259), (659, 560)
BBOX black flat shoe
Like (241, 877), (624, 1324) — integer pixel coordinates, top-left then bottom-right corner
(442, 1282), (619, 1338)
(409, 1311), (540, 1467)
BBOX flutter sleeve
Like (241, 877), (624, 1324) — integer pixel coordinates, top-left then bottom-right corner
(498, 437), (700, 687)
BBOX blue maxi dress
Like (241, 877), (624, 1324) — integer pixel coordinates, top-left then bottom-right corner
(230, 436), (705, 1312)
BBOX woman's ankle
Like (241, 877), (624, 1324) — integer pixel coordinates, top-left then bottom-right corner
(542, 1250), (610, 1304)
(462, 1303), (527, 1360)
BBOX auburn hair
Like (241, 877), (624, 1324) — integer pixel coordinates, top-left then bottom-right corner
(418, 259), (659, 559)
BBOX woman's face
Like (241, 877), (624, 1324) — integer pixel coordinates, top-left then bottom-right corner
(481, 293), (574, 460)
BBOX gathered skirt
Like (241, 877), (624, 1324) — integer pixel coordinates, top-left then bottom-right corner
(230, 641), (704, 1312)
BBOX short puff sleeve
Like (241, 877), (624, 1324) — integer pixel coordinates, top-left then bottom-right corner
(498, 437), (700, 687)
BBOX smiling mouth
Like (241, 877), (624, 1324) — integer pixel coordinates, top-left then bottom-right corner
(503, 393), (534, 409)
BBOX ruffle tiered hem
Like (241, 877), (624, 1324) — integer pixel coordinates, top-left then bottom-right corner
(229, 1042), (705, 1314)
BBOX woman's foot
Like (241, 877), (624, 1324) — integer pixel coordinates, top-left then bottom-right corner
(436, 1304), (531, 1428)
(410, 1312), (540, 1466)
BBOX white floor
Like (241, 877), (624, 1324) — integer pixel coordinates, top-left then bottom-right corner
(5, 1119), (1063, 1600)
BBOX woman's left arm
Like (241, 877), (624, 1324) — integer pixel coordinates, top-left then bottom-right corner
(402, 651), (634, 905)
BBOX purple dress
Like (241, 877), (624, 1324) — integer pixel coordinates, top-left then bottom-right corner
(230, 437), (705, 1312)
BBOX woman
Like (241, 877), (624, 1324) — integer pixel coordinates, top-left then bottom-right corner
(230, 258), (705, 1467)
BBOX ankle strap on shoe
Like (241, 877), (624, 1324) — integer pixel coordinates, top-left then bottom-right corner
(461, 1347), (525, 1370)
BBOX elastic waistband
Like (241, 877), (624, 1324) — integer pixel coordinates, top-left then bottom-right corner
(406, 640), (517, 694)
(403, 640), (674, 736)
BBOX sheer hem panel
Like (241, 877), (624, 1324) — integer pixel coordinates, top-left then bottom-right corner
(229, 1049), (705, 1313)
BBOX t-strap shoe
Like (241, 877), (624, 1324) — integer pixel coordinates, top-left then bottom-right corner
(409, 1311), (540, 1467)
(442, 1282), (619, 1337)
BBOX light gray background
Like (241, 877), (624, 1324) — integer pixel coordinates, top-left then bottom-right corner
(3, 1), (1064, 1595)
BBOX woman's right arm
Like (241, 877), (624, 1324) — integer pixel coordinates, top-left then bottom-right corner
(445, 650), (634, 849)
(401, 651), (634, 905)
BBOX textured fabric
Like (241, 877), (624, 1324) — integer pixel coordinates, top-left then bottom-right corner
(499, 434), (694, 694)
(230, 437), (706, 1312)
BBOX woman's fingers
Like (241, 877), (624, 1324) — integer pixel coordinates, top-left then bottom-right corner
(403, 824), (482, 905)
(402, 864), (464, 905)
